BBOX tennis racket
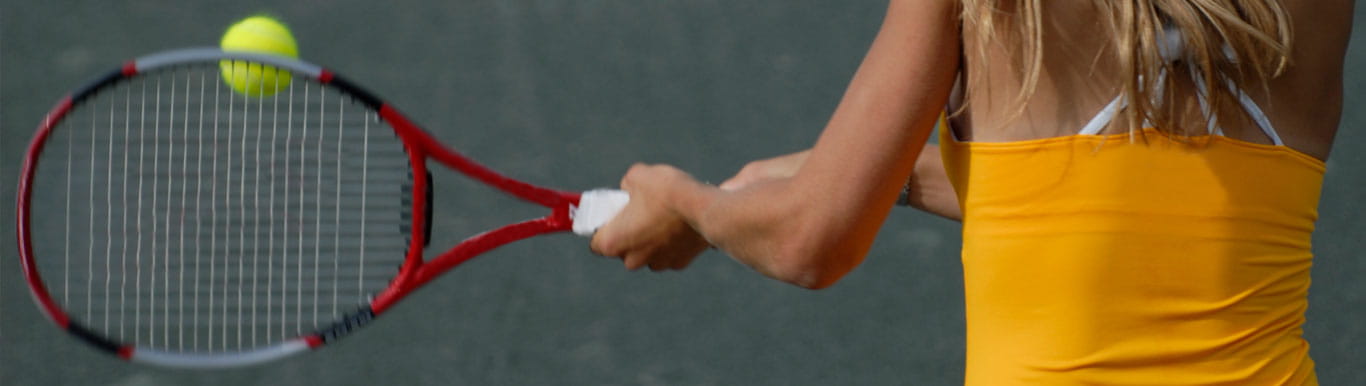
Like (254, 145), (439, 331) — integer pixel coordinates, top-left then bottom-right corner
(16, 48), (630, 368)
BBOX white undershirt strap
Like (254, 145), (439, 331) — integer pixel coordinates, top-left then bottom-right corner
(1078, 70), (1169, 136)
(1079, 69), (1282, 146)
(1077, 95), (1126, 136)
(1079, 24), (1282, 144)
(1189, 65), (1225, 137)
(1227, 77), (1283, 145)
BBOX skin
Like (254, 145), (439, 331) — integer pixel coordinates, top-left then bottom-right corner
(590, 0), (1354, 288)
(719, 145), (960, 221)
(954, 0), (1352, 161)
(592, 0), (961, 287)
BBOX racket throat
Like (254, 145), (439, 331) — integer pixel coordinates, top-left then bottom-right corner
(424, 170), (434, 246)
(314, 306), (377, 345)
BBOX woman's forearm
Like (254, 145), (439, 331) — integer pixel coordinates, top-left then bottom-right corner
(662, 0), (961, 288)
(724, 144), (962, 221)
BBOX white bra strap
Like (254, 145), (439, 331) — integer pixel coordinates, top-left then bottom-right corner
(1078, 69), (1168, 136)
(1081, 71), (1281, 146)
(1190, 68), (1283, 145)
(1078, 23), (1281, 144)
(1078, 95), (1126, 135)
(1190, 66), (1225, 136)
(1228, 77), (1283, 145)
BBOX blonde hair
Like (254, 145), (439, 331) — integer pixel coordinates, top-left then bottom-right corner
(960, 0), (1293, 136)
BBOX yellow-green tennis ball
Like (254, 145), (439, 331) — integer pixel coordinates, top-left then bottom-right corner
(219, 16), (298, 97)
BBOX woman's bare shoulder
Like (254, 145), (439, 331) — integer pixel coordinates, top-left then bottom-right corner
(1286, 0), (1354, 48)
(1264, 0), (1355, 160)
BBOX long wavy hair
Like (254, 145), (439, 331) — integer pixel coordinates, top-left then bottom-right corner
(960, 0), (1294, 136)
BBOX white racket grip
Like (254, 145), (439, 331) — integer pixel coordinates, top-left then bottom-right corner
(572, 189), (630, 236)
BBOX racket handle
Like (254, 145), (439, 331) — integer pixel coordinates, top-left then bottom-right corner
(572, 189), (630, 236)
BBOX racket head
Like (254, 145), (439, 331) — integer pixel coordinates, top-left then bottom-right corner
(17, 49), (415, 367)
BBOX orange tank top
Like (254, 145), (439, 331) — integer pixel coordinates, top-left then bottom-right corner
(939, 99), (1325, 384)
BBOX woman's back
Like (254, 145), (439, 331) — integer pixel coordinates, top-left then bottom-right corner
(953, 0), (1354, 161)
(943, 1), (1354, 384)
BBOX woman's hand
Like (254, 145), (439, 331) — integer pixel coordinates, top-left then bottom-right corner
(590, 150), (810, 271)
(590, 164), (712, 271)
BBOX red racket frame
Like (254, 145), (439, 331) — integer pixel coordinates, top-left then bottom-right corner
(368, 104), (584, 314)
(16, 48), (589, 366)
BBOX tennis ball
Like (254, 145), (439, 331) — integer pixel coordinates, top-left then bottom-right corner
(220, 16), (298, 97)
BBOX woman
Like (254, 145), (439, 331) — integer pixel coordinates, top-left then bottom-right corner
(592, 0), (1354, 384)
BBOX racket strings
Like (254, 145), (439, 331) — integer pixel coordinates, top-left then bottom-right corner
(34, 61), (410, 353)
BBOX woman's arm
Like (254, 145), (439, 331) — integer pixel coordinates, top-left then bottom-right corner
(592, 0), (961, 288)
(721, 145), (961, 221)
(902, 145), (961, 221)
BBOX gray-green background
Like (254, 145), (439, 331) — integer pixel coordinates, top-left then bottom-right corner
(1, 1), (1361, 385)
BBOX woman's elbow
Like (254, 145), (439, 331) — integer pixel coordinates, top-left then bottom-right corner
(787, 269), (845, 290)
(767, 239), (865, 290)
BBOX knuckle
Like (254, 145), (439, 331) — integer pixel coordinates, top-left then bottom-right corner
(622, 163), (650, 186)
(589, 235), (616, 256)
(623, 254), (645, 271)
